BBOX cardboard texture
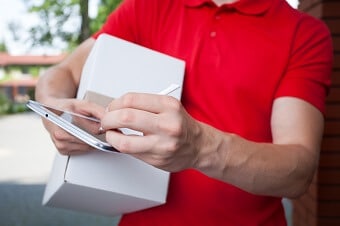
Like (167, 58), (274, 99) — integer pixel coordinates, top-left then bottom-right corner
(42, 34), (185, 216)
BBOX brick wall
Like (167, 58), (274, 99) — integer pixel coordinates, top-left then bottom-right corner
(293, 0), (340, 226)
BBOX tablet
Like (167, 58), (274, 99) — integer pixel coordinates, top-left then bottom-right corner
(26, 100), (118, 153)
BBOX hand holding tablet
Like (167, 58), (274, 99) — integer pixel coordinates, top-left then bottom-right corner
(27, 84), (180, 154)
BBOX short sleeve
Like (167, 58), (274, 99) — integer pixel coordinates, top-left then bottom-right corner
(274, 15), (333, 114)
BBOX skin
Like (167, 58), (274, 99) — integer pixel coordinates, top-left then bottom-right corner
(35, 0), (324, 199)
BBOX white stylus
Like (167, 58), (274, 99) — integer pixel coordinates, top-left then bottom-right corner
(115, 84), (181, 136)
(98, 84), (181, 134)
(158, 83), (181, 95)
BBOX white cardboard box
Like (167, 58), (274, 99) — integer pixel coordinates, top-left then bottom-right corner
(77, 34), (185, 100)
(42, 34), (185, 216)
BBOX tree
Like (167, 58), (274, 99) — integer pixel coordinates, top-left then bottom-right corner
(23, 0), (81, 50)
(17, 0), (122, 52)
(0, 41), (8, 52)
(79, 0), (90, 44)
(90, 0), (122, 33)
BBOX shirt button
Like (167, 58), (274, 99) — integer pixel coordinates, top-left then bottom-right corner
(210, 31), (217, 37)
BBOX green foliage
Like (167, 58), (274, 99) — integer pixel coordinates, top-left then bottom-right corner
(28, 67), (40, 77)
(0, 92), (30, 115)
(6, 102), (29, 114)
(0, 41), (8, 52)
(0, 93), (10, 115)
(17, 0), (122, 52)
(25, 0), (81, 50)
(90, 0), (122, 33)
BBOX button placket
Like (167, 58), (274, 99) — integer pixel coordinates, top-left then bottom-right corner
(210, 12), (221, 38)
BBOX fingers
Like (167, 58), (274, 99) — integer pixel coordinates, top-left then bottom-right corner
(102, 93), (182, 133)
(72, 116), (102, 135)
(41, 98), (106, 155)
(105, 130), (155, 153)
(101, 108), (159, 135)
(106, 92), (180, 114)
(105, 129), (177, 168)
(104, 127), (195, 172)
(100, 93), (202, 172)
(51, 128), (94, 155)
(73, 101), (106, 119)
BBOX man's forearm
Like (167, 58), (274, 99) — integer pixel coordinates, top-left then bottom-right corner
(194, 124), (318, 198)
(35, 66), (78, 103)
(35, 38), (95, 103)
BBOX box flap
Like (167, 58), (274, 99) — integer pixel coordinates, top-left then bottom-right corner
(84, 90), (113, 107)
(42, 153), (70, 205)
(65, 151), (169, 203)
(44, 182), (164, 216)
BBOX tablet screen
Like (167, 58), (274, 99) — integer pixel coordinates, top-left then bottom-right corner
(47, 105), (104, 140)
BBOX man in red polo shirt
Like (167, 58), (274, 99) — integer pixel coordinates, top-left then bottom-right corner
(35, 0), (333, 225)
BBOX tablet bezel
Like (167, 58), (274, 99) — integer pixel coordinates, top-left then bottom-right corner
(26, 100), (118, 153)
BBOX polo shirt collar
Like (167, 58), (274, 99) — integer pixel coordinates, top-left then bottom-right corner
(184, 0), (273, 15)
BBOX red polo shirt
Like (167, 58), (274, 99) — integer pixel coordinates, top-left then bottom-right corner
(93, 0), (333, 225)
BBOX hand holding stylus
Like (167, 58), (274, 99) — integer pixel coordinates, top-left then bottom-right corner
(101, 84), (204, 172)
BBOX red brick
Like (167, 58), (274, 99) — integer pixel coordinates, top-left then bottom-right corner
(323, 2), (340, 18)
(326, 87), (340, 103)
(318, 201), (340, 217)
(318, 169), (340, 185)
(332, 36), (340, 51)
(334, 54), (340, 70)
(319, 185), (340, 201)
(318, 217), (340, 226)
(324, 19), (340, 35)
(331, 70), (340, 86)
(323, 121), (340, 136)
(319, 153), (340, 168)
(321, 137), (340, 152)
(325, 105), (340, 119)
